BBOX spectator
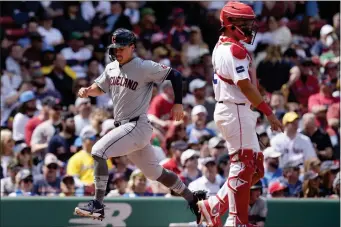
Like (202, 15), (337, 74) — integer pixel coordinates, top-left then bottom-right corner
(136, 8), (160, 51)
(304, 157), (321, 174)
(88, 108), (110, 136)
(33, 153), (61, 196)
(107, 156), (133, 192)
(262, 147), (283, 189)
(267, 181), (287, 198)
(12, 91), (37, 143)
(269, 91), (287, 121)
(263, 16), (292, 52)
(14, 143), (34, 174)
(23, 32), (44, 62)
(188, 157), (224, 196)
(249, 181), (267, 227)
(270, 112), (316, 168)
(280, 161), (303, 197)
(166, 8), (190, 55)
(333, 13), (340, 39)
(80, 1), (111, 23)
(187, 105), (216, 141)
(124, 169), (153, 197)
(56, 2), (90, 39)
(301, 170), (321, 198)
(181, 26), (209, 67)
(106, 173), (128, 197)
(124, 2), (140, 26)
(310, 24), (335, 56)
(330, 172), (340, 198)
(59, 175), (76, 197)
(161, 140), (188, 176)
(30, 98), (62, 155)
(48, 112), (76, 163)
(319, 161), (340, 197)
(105, 1), (132, 33)
(74, 97), (92, 136)
(257, 45), (292, 93)
(186, 79), (215, 122)
(148, 81), (174, 128)
(308, 76), (339, 113)
(216, 154), (230, 180)
(180, 149), (201, 185)
(46, 54), (76, 107)
(0, 129), (15, 178)
(9, 169), (34, 197)
(289, 59), (320, 110)
(24, 96), (54, 145)
(61, 32), (92, 77)
(301, 113), (333, 161)
(38, 13), (64, 47)
(66, 127), (112, 186)
(5, 44), (24, 79)
(0, 160), (21, 196)
(1, 79), (32, 127)
(207, 136), (227, 160)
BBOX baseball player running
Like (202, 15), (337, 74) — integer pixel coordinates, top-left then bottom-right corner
(74, 28), (206, 220)
(196, 2), (283, 227)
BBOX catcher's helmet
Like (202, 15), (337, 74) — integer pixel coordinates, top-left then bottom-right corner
(219, 1), (257, 44)
(108, 28), (137, 61)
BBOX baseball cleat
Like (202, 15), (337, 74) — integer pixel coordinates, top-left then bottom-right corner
(197, 200), (222, 227)
(74, 199), (105, 221)
(188, 190), (207, 224)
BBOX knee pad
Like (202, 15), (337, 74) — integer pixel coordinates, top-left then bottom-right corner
(91, 143), (106, 159)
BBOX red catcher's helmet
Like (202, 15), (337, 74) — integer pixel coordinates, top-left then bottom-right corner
(219, 1), (257, 44)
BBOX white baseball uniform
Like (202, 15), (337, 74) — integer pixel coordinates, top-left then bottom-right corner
(212, 36), (260, 155)
(91, 57), (171, 180)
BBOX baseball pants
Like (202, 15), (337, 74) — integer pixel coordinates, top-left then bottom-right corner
(91, 114), (163, 180)
(212, 102), (263, 226)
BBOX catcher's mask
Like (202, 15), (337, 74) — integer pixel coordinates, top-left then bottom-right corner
(219, 1), (258, 44)
(108, 28), (137, 62)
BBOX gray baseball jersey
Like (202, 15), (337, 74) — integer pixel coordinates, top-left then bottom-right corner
(94, 57), (171, 121)
(248, 196), (267, 224)
(91, 57), (171, 181)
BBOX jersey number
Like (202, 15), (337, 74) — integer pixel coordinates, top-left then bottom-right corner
(212, 73), (217, 85)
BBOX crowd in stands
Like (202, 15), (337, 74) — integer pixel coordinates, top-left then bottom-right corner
(0, 1), (340, 209)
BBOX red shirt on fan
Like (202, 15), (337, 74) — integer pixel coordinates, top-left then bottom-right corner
(148, 94), (173, 120)
(160, 158), (185, 181)
(291, 76), (320, 106)
(308, 93), (339, 112)
(25, 117), (44, 145)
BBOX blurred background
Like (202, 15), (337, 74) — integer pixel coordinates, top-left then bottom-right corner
(0, 1), (340, 227)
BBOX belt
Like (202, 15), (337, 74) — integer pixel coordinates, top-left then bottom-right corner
(114, 116), (140, 127)
(218, 101), (245, 106)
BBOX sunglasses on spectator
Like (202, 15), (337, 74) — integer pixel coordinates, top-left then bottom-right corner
(85, 135), (97, 141)
(47, 164), (59, 170)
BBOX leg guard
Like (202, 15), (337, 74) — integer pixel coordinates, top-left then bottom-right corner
(225, 149), (255, 226)
(251, 152), (264, 186)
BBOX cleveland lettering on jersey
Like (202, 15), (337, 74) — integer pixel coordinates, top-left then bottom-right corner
(110, 76), (138, 90)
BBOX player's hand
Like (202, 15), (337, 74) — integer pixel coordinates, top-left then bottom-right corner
(78, 87), (90, 98)
(171, 104), (184, 121)
(266, 114), (284, 132)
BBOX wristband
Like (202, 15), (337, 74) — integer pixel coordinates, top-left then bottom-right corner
(257, 101), (272, 116)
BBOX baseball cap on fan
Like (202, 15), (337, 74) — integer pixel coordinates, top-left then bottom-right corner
(320, 24), (334, 37)
(75, 97), (90, 108)
(268, 181), (287, 194)
(191, 105), (208, 116)
(282, 112), (299, 126)
(189, 79), (207, 93)
(208, 137), (225, 149)
(100, 119), (116, 136)
(263, 147), (281, 159)
(181, 149), (200, 166)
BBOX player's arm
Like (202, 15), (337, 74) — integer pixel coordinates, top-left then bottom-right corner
(237, 79), (283, 132)
(78, 67), (110, 98)
(166, 69), (184, 121)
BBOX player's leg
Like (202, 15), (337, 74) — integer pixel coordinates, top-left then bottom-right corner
(75, 121), (144, 219)
(127, 144), (207, 223)
(198, 103), (260, 227)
